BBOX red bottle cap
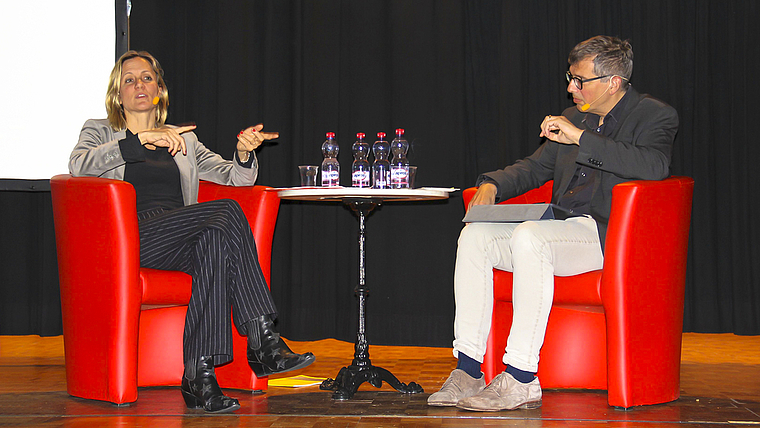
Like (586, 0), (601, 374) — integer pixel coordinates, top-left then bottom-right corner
(326, 132), (335, 139)
(396, 128), (404, 136)
(377, 132), (386, 139)
(356, 132), (365, 139)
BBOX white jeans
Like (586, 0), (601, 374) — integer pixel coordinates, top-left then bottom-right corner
(452, 216), (603, 372)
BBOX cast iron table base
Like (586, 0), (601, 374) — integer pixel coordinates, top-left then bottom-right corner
(319, 198), (424, 400)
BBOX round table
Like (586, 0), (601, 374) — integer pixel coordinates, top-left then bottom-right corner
(277, 187), (454, 399)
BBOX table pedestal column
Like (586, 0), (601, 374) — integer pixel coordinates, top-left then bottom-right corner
(320, 199), (424, 400)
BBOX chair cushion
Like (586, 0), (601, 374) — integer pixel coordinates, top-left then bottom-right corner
(140, 268), (193, 305)
(493, 269), (602, 305)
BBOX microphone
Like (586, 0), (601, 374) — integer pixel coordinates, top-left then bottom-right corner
(580, 90), (607, 111)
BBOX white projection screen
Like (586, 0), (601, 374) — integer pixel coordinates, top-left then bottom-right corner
(0, 1), (115, 181)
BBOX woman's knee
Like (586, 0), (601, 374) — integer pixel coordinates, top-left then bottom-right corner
(208, 199), (246, 221)
(213, 199), (244, 215)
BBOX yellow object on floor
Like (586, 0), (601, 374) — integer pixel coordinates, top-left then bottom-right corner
(268, 375), (327, 388)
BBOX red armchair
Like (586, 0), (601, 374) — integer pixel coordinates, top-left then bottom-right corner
(50, 174), (280, 405)
(462, 176), (694, 408)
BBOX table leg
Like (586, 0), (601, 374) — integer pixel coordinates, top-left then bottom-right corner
(320, 199), (424, 400)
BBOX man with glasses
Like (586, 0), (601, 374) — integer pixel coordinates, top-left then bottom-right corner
(428, 35), (678, 411)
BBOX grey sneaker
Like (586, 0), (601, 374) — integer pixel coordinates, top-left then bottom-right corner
(427, 369), (486, 407)
(456, 371), (542, 411)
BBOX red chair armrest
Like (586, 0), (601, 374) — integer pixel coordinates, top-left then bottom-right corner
(50, 174), (143, 403)
(601, 176), (694, 406)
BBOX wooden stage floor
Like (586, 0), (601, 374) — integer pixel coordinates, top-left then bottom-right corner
(1, 333), (759, 427)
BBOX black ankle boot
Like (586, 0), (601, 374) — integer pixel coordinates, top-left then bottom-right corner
(246, 314), (316, 377)
(181, 356), (241, 413)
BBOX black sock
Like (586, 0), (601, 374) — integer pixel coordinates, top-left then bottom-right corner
(456, 353), (483, 379)
(505, 364), (536, 383)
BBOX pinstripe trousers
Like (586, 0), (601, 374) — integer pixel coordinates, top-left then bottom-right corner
(137, 199), (277, 366)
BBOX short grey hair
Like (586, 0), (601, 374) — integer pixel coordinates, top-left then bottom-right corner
(569, 36), (633, 84)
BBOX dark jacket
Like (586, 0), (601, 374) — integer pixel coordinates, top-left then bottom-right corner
(478, 87), (679, 248)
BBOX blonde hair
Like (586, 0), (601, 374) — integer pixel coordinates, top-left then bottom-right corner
(105, 50), (169, 131)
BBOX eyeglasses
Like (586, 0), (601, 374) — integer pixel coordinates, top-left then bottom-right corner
(565, 71), (609, 90)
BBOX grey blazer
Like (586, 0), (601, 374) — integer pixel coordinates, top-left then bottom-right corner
(69, 119), (259, 206)
(478, 87), (679, 248)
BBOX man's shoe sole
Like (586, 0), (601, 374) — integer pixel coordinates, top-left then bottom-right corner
(426, 399), (458, 407)
(456, 399), (542, 412)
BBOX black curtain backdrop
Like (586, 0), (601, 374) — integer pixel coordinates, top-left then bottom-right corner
(1, 0), (758, 343)
(0, 191), (60, 336)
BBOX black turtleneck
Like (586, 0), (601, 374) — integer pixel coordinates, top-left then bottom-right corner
(119, 130), (184, 213)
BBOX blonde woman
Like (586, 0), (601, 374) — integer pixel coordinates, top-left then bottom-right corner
(70, 51), (314, 413)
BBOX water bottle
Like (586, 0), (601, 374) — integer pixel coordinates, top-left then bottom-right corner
(372, 132), (390, 189)
(321, 132), (340, 187)
(390, 128), (410, 188)
(351, 133), (371, 187)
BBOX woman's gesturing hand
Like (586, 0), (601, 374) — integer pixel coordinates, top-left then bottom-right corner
(237, 124), (279, 161)
(138, 125), (197, 156)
